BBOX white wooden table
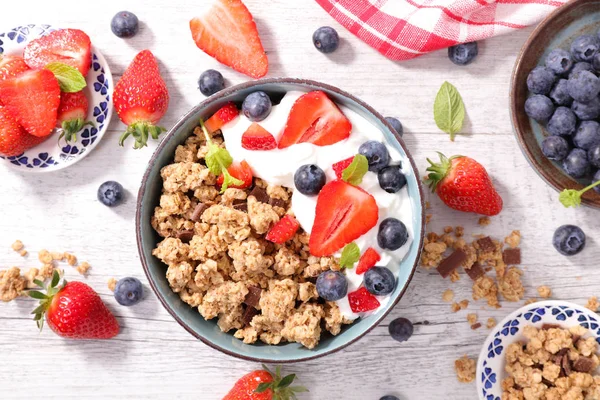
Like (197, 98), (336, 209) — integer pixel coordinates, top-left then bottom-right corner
(2, 1), (599, 399)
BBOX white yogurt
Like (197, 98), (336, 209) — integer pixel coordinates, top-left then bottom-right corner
(220, 91), (413, 319)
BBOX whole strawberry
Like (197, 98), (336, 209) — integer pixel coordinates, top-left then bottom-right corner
(28, 270), (119, 339)
(114, 49), (169, 149)
(0, 105), (48, 157)
(425, 152), (503, 216)
(57, 91), (94, 143)
(223, 365), (306, 400)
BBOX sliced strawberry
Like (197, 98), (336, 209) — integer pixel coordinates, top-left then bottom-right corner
(309, 180), (378, 257)
(0, 105), (48, 157)
(0, 55), (29, 81)
(278, 91), (352, 149)
(265, 215), (300, 244)
(205, 102), (239, 133)
(241, 123), (276, 150)
(56, 91), (93, 143)
(356, 247), (381, 275)
(216, 160), (253, 189)
(0, 69), (60, 137)
(23, 29), (92, 77)
(190, 0), (268, 79)
(348, 287), (381, 313)
(332, 156), (354, 180)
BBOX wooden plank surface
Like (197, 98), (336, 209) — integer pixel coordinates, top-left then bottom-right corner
(1, 1), (598, 399)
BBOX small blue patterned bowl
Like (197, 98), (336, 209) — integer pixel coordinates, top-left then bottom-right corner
(0, 24), (113, 173)
(477, 300), (600, 400)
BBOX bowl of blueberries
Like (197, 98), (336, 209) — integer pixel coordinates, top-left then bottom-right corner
(511, 0), (600, 208)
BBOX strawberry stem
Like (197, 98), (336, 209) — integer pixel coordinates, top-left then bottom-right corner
(424, 152), (463, 192)
(559, 180), (600, 208)
(119, 122), (166, 149)
(26, 269), (65, 331)
(59, 119), (95, 144)
(254, 365), (307, 400)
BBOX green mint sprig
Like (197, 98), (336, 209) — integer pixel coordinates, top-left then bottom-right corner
(199, 119), (243, 193)
(339, 242), (360, 269)
(433, 81), (465, 141)
(342, 154), (368, 185)
(559, 180), (600, 208)
(45, 62), (87, 93)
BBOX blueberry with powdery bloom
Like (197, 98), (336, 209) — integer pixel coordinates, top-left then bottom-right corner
(542, 136), (570, 161)
(569, 62), (595, 78)
(563, 148), (591, 178)
(571, 35), (600, 62)
(527, 66), (556, 95)
(549, 79), (573, 106)
(545, 48), (573, 75)
(567, 70), (600, 103)
(593, 169), (600, 194)
(572, 97), (600, 120)
(547, 107), (577, 136)
(448, 42), (478, 66)
(588, 144), (600, 169)
(525, 95), (555, 122)
(573, 121), (600, 150)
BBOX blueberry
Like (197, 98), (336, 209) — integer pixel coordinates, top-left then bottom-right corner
(563, 148), (591, 178)
(448, 42), (478, 66)
(114, 277), (143, 306)
(589, 144), (600, 168)
(389, 317), (414, 343)
(242, 91), (272, 122)
(524, 95), (555, 122)
(313, 26), (339, 54)
(545, 48), (573, 75)
(541, 136), (570, 161)
(571, 35), (600, 62)
(364, 266), (396, 296)
(198, 69), (225, 96)
(378, 218), (408, 250)
(98, 181), (124, 207)
(574, 121), (600, 150)
(385, 117), (403, 137)
(549, 79), (573, 106)
(380, 396), (400, 400)
(547, 107), (577, 136)
(378, 165), (407, 193)
(593, 169), (600, 193)
(359, 141), (390, 172)
(316, 271), (347, 301)
(569, 62), (594, 78)
(567, 70), (600, 103)
(552, 225), (586, 256)
(294, 164), (326, 195)
(572, 97), (600, 120)
(593, 53), (600, 72)
(527, 66), (556, 95)
(111, 11), (139, 38)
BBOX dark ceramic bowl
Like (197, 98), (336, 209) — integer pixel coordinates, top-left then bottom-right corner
(136, 78), (425, 362)
(511, 0), (600, 208)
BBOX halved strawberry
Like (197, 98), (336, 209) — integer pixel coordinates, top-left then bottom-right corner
(0, 55), (29, 81)
(265, 215), (300, 244)
(0, 105), (48, 157)
(190, 0), (268, 79)
(348, 287), (381, 313)
(205, 102), (239, 133)
(332, 156), (354, 179)
(309, 180), (378, 257)
(217, 160), (253, 189)
(356, 247), (381, 275)
(241, 123), (276, 150)
(0, 69), (60, 137)
(278, 91), (352, 149)
(57, 91), (94, 143)
(23, 29), (92, 77)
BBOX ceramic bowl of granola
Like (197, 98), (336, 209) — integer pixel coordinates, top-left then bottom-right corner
(136, 78), (425, 362)
(477, 300), (600, 400)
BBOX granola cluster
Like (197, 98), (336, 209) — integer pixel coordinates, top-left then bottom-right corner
(151, 127), (352, 349)
(503, 324), (600, 400)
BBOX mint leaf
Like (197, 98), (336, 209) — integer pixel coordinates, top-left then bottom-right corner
(342, 154), (368, 185)
(45, 62), (86, 93)
(339, 242), (360, 269)
(433, 81), (465, 141)
(205, 143), (231, 176)
(220, 170), (244, 193)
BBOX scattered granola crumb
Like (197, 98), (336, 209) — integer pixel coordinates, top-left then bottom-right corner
(504, 230), (521, 249)
(76, 261), (90, 276)
(51, 252), (65, 261)
(454, 356), (476, 383)
(442, 289), (455, 302)
(19, 250), (27, 257)
(65, 252), (77, 267)
(524, 298), (537, 305)
(444, 226), (453, 234)
(537, 285), (552, 299)
(425, 214), (432, 224)
(425, 201), (431, 210)
(11, 240), (24, 251)
(586, 296), (599, 312)
(478, 217), (491, 226)
(108, 278), (117, 292)
(451, 302), (461, 312)
(454, 226), (464, 237)
(470, 323), (481, 330)
(38, 249), (52, 264)
(459, 299), (469, 310)
(467, 313), (478, 325)
(449, 270), (460, 283)
(486, 317), (496, 329)
(0, 267), (26, 302)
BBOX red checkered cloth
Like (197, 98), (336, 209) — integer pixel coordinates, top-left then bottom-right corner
(315, 0), (567, 61)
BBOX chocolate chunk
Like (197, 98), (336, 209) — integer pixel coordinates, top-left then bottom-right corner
(470, 323), (482, 330)
(249, 186), (269, 203)
(465, 262), (485, 281)
(269, 197), (286, 209)
(191, 202), (210, 222)
(477, 236), (495, 252)
(436, 249), (467, 278)
(176, 230), (194, 243)
(542, 323), (562, 330)
(242, 306), (259, 326)
(573, 356), (596, 373)
(502, 248), (521, 265)
(561, 354), (572, 376)
(232, 199), (248, 212)
(243, 286), (262, 307)
(541, 377), (554, 387)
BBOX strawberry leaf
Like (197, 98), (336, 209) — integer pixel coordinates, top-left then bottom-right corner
(50, 270), (60, 287)
(339, 242), (360, 269)
(277, 374), (296, 389)
(45, 62), (87, 93)
(289, 386), (309, 392)
(434, 81), (465, 141)
(32, 279), (45, 288)
(255, 382), (272, 393)
(342, 154), (368, 186)
(27, 291), (48, 300)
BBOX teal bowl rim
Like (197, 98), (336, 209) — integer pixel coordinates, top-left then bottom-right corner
(135, 77), (425, 363)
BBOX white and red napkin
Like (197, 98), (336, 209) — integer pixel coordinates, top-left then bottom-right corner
(315, 0), (568, 61)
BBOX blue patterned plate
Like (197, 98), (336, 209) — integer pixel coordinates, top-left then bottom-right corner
(477, 300), (600, 400)
(0, 24), (113, 172)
